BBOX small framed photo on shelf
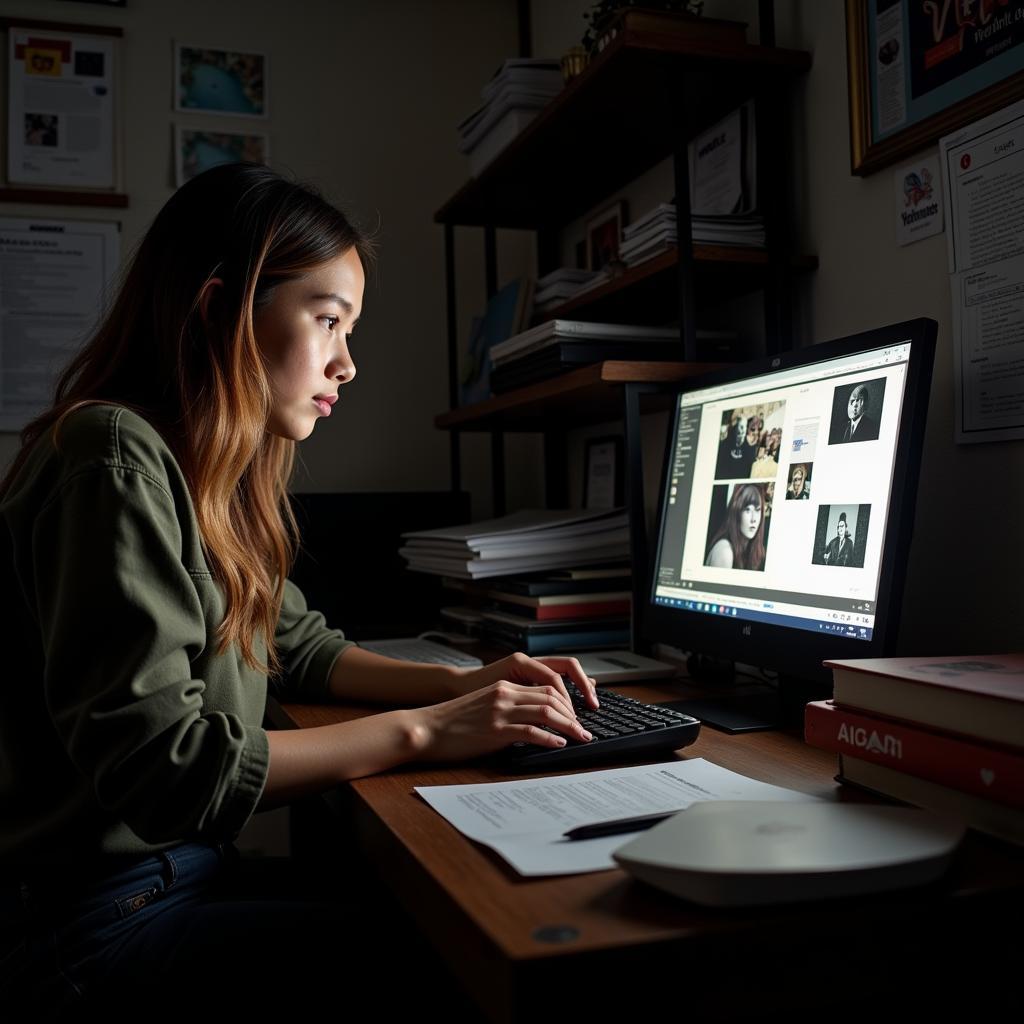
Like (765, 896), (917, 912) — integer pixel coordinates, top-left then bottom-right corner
(174, 43), (268, 117)
(586, 199), (627, 271)
(583, 436), (623, 510)
(174, 125), (268, 186)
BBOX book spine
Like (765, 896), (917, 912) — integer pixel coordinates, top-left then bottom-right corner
(529, 600), (632, 621)
(838, 755), (1024, 846)
(805, 701), (1024, 809)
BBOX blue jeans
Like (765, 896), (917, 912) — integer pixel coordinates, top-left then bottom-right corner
(0, 841), (401, 1021)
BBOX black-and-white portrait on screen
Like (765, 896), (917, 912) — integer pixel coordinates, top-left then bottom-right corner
(811, 504), (871, 568)
(828, 378), (886, 445)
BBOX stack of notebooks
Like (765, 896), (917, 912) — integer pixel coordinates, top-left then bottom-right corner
(489, 319), (681, 393)
(532, 267), (605, 314)
(457, 58), (564, 176)
(620, 202), (766, 269)
(398, 508), (629, 580)
(619, 204), (677, 266)
(441, 565), (632, 655)
(806, 654), (1024, 845)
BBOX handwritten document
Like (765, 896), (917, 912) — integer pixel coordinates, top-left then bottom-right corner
(415, 758), (819, 876)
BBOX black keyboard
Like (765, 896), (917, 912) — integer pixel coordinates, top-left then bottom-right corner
(498, 682), (701, 772)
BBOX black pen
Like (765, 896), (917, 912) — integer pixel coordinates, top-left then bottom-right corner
(563, 811), (679, 841)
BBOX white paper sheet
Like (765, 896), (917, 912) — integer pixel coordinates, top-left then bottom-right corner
(415, 758), (820, 876)
(0, 217), (119, 431)
(940, 99), (1024, 443)
(7, 27), (116, 189)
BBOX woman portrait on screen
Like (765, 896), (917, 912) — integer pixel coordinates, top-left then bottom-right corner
(704, 482), (767, 571)
(0, 163), (598, 1018)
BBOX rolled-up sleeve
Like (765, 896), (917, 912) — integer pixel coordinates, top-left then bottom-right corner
(270, 579), (352, 702)
(33, 464), (269, 844)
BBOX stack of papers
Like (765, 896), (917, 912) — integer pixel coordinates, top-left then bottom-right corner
(415, 758), (820, 876)
(490, 319), (680, 368)
(620, 202), (766, 267)
(457, 58), (564, 176)
(399, 508), (630, 579)
(620, 203), (678, 266)
(692, 213), (765, 247)
(533, 267), (604, 313)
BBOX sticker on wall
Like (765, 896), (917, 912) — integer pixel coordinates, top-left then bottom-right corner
(894, 156), (943, 246)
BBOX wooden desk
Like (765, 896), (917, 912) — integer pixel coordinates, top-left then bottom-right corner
(268, 683), (1024, 1021)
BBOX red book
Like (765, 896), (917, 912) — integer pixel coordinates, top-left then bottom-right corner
(825, 653), (1024, 749)
(805, 700), (1024, 809)
(523, 599), (632, 621)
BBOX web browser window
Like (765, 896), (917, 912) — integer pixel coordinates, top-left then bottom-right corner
(652, 342), (912, 641)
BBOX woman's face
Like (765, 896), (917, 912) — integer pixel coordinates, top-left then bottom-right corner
(739, 500), (761, 539)
(837, 520), (847, 539)
(792, 470), (804, 494)
(254, 249), (364, 441)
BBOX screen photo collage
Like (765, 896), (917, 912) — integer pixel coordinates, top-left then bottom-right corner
(693, 368), (901, 595)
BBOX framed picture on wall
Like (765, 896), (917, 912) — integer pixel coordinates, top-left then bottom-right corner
(174, 43), (268, 117)
(174, 125), (268, 186)
(846, 0), (1024, 176)
(583, 436), (623, 510)
(586, 200), (626, 271)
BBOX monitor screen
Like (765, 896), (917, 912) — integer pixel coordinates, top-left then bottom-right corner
(645, 319), (936, 701)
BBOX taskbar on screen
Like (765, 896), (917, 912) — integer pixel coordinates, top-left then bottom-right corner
(652, 594), (874, 641)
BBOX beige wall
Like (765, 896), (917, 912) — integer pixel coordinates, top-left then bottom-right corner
(0, 0), (528, 514)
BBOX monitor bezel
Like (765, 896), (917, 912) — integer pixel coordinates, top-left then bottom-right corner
(642, 317), (937, 689)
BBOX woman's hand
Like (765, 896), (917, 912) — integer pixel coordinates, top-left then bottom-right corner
(459, 652), (599, 710)
(409, 678), (594, 764)
(407, 652), (600, 763)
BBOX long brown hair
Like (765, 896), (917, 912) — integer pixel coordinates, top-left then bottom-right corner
(706, 483), (766, 571)
(1, 163), (374, 674)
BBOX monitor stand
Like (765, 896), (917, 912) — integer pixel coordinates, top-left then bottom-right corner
(661, 692), (783, 733)
(657, 659), (829, 734)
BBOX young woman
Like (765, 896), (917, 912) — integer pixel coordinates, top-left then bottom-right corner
(704, 483), (767, 571)
(0, 163), (597, 1018)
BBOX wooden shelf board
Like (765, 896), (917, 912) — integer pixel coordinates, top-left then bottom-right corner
(0, 187), (128, 208)
(534, 245), (818, 324)
(436, 30), (811, 229)
(436, 360), (720, 432)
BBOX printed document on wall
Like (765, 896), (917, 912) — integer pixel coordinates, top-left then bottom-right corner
(7, 26), (117, 189)
(0, 218), (119, 432)
(940, 99), (1024, 444)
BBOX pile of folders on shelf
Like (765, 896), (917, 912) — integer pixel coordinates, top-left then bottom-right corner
(439, 564), (632, 656)
(806, 654), (1024, 845)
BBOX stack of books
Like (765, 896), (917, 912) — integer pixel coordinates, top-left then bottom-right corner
(806, 654), (1024, 844)
(457, 58), (563, 176)
(399, 508), (629, 580)
(620, 202), (765, 268)
(692, 213), (765, 247)
(619, 204), (677, 266)
(441, 566), (632, 654)
(532, 267), (605, 314)
(489, 319), (681, 393)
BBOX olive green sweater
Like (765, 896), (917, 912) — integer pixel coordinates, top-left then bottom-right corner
(0, 404), (352, 871)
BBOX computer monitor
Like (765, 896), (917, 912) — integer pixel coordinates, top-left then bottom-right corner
(645, 318), (937, 731)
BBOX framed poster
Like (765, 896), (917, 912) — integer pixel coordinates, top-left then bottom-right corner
(583, 436), (623, 510)
(846, 0), (1024, 175)
(6, 24), (120, 189)
(586, 200), (626, 271)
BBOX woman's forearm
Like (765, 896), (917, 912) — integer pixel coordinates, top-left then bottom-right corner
(326, 645), (472, 705)
(258, 710), (427, 809)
